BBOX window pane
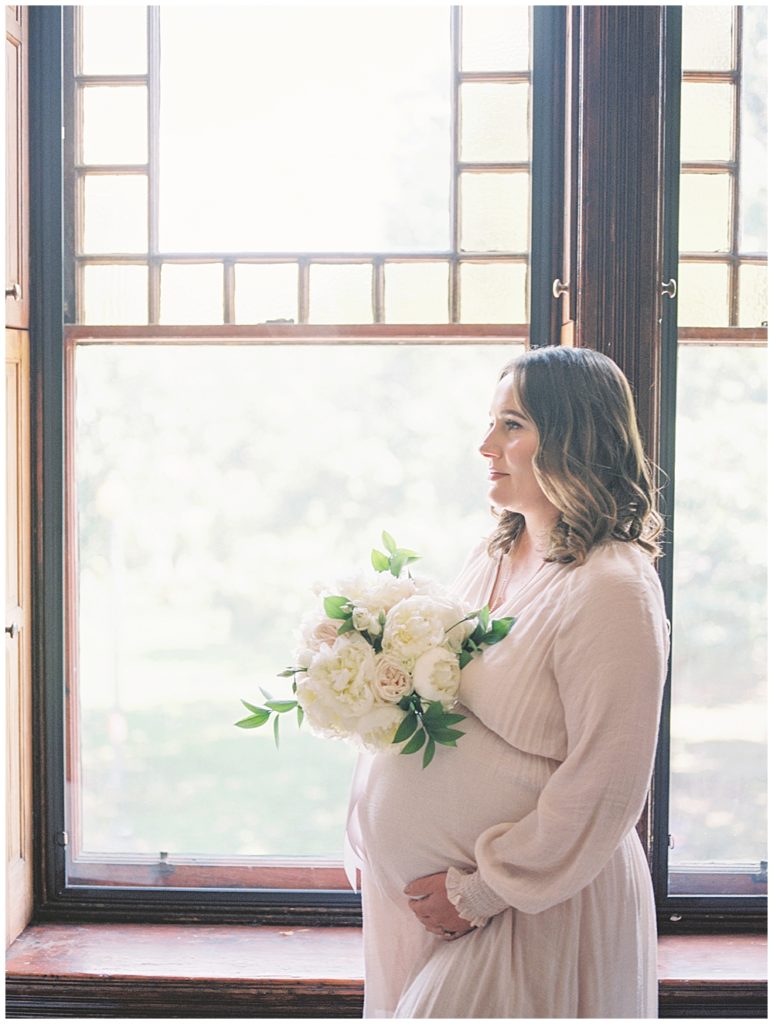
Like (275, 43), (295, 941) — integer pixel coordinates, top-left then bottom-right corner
(678, 173), (731, 252)
(82, 176), (148, 255)
(669, 345), (766, 892)
(737, 263), (769, 327)
(80, 5), (147, 75)
(82, 265), (148, 325)
(681, 6), (734, 71)
(235, 264), (297, 325)
(158, 7), (452, 252)
(460, 83), (530, 163)
(460, 173), (530, 253)
(81, 87), (148, 166)
(72, 342), (519, 864)
(160, 264), (223, 324)
(459, 262), (527, 323)
(308, 264), (373, 324)
(680, 83), (735, 163)
(739, 7), (768, 253)
(384, 262), (449, 323)
(461, 6), (530, 71)
(677, 262), (729, 326)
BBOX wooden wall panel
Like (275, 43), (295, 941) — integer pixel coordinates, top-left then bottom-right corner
(6, 328), (33, 946)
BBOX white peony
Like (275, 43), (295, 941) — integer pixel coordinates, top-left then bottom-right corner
(353, 705), (406, 753)
(372, 653), (412, 704)
(412, 646), (461, 707)
(380, 598), (458, 667)
(296, 634), (376, 737)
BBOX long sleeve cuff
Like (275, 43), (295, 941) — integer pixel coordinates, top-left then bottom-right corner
(445, 866), (510, 928)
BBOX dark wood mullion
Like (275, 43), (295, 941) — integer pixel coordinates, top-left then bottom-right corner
(728, 8), (743, 327)
(147, 6), (161, 324)
(62, 11), (77, 323)
(573, 5), (666, 459)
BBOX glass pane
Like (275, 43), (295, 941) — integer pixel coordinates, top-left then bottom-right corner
(82, 176), (148, 254)
(235, 264), (297, 325)
(737, 263), (769, 327)
(678, 173), (731, 252)
(681, 6), (735, 71)
(384, 262), (449, 323)
(158, 7), (452, 252)
(72, 342), (519, 862)
(680, 83), (735, 162)
(82, 265), (148, 325)
(677, 262), (729, 326)
(460, 83), (530, 163)
(739, 7), (768, 253)
(308, 264), (373, 324)
(669, 345), (766, 892)
(461, 6), (530, 71)
(459, 261), (527, 323)
(81, 86), (148, 166)
(160, 264), (223, 324)
(80, 6), (147, 75)
(460, 173), (530, 252)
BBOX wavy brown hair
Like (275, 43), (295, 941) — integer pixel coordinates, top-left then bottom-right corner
(488, 347), (664, 565)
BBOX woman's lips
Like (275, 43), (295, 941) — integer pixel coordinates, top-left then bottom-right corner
(488, 471), (508, 479)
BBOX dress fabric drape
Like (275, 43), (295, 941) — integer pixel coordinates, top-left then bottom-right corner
(347, 537), (670, 1019)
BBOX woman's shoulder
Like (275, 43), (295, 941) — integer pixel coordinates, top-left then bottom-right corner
(563, 539), (662, 599)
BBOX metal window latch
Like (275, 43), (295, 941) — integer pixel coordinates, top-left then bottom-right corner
(661, 278), (677, 299)
(5, 283), (22, 300)
(552, 278), (569, 299)
(55, 831), (69, 847)
(752, 860), (767, 883)
(5, 623), (20, 639)
(668, 834), (675, 850)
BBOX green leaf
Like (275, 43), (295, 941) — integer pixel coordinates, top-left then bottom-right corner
(273, 713), (281, 749)
(234, 710), (271, 729)
(438, 712), (466, 726)
(420, 700), (445, 721)
(390, 552), (408, 577)
(265, 699), (297, 713)
(371, 549), (390, 572)
(478, 604), (491, 632)
(296, 705), (305, 727)
(337, 618), (356, 635)
(427, 725), (465, 743)
(458, 650), (473, 669)
(469, 624), (486, 645)
(323, 595), (352, 620)
(392, 711), (419, 745)
(400, 727), (427, 755)
(241, 699), (269, 717)
(422, 737), (436, 769)
(259, 687), (273, 701)
(382, 530), (397, 554)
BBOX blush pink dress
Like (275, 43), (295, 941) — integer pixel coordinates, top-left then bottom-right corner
(347, 537), (670, 1018)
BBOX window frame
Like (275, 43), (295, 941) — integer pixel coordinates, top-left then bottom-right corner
(29, 4), (766, 930)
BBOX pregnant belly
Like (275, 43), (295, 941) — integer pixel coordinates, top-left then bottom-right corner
(356, 705), (557, 897)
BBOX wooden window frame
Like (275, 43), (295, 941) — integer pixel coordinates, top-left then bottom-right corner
(30, 5), (766, 931)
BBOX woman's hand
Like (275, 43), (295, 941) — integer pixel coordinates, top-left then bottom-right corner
(404, 872), (475, 941)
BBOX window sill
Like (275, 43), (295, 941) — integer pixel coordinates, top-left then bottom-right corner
(5, 923), (767, 1018)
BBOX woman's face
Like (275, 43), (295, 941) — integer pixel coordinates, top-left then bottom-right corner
(479, 374), (559, 520)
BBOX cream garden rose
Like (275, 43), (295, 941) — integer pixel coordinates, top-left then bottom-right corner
(372, 653), (412, 704)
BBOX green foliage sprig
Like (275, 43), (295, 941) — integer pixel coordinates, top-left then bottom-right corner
(371, 530), (422, 578)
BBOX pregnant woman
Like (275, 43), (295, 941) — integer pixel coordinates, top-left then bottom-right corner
(347, 346), (670, 1018)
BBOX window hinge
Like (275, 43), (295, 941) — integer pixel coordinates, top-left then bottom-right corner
(55, 831), (69, 847)
(668, 834), (675, 850)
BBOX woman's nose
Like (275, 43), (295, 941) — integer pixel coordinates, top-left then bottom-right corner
(479, 428), (499, 458)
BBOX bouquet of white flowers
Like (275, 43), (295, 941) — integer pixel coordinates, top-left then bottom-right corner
(236, 533), (515, 767)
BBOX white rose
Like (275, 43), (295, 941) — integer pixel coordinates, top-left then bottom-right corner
(299, 634), (376, 722)
(412, 646), (461, 707)
(353, 705), (405, 753)
(382, 595), (450, 666)
(372, 654), (412, 704)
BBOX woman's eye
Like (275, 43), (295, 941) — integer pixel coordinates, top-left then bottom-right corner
(505, 419), (521, 430)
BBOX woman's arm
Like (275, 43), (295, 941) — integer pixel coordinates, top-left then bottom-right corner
(448, 560), (670, 921)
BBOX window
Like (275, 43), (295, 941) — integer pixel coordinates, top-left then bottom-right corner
(30, 5), (766, 927)
(59, 5), (535, 903)
(667, 5), (767, 899)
